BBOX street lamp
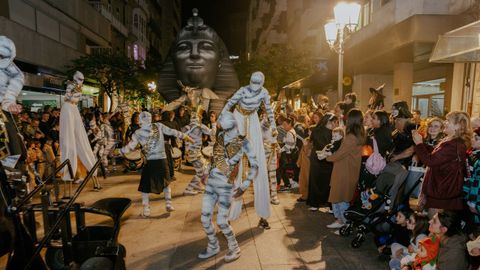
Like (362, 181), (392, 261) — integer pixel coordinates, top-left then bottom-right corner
(147, 81), (157, 92)
(324, 2), (361, 101)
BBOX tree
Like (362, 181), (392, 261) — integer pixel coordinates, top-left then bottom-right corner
(67, 50), (144, 111)
(234, 45), (314, 96)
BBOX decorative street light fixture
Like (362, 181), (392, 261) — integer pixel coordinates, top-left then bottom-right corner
(147, 81), (157, 92)
(324, 2), (361, 101)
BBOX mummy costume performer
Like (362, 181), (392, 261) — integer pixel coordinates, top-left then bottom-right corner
(60, 71), (100, 188)
(199, 111), (257, 263)
(261, 117), (280, 205)
(0, 36), (25, 163)
(120, 112), (191, 217)
(182, 113), (214, 195)
(221, 71), (275, 225)
(99, 115), (116, 173)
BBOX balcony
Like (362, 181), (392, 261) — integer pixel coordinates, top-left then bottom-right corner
(89, 2), (128, 37)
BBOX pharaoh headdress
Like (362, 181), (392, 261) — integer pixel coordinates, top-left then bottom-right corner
(157, 9), (239, 113)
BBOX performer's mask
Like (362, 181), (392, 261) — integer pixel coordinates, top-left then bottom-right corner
(139, 111), (152, 127)
(0, 36), (15, 69)
(249, 71), (264, 91)
(73, 71), (84, 85)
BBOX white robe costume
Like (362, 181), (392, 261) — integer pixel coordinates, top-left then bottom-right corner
(60, 71), (97, 180)
(221, 71), (276, 220)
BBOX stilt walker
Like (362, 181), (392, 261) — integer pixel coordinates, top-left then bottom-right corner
(221, 71), (276, 228)
(198, 111), (257, 263)
(119, 112), (193, 217)
(59, 71), (100, 189)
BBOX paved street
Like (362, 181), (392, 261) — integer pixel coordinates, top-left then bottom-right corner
(76, 165), (388, 270)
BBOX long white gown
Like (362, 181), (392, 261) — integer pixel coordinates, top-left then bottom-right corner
(59, 83), (96, 180)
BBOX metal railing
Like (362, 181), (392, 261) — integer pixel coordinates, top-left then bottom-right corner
(25, 159), (104, 269)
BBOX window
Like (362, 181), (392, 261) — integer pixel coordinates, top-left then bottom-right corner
(133, 44), (138, 60)
(361, 1), (371, 28)
(133, 14), (138, 29)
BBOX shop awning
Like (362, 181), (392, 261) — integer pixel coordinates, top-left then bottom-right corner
(430, 20), (480, 63)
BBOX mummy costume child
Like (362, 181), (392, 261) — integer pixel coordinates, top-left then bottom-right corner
(221, 71), (275, 225)
(59, 71), (101, 188)
(182, 113), (214, 195)
(198, 111), (257, 263)
(120, 112), (193, 217)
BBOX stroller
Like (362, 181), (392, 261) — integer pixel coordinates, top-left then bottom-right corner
(340, 161), (423, 248)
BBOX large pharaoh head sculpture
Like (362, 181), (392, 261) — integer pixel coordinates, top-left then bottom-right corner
(158, 9), (239, 113)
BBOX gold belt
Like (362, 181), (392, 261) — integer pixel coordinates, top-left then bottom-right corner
(235, 105), (256, 116)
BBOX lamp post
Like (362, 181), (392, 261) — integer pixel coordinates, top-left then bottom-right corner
(324, 2), (361, 101)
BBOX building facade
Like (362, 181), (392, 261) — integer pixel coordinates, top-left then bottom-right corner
(0, 0), (181, 109)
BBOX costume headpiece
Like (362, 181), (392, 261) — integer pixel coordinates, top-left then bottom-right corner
(249, 71), (265, 91)
(139, 111), (152, 127)
(0, 36), (15, 69)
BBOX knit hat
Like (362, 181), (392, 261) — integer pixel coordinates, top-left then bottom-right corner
(392, 101), (413, 119)
(467, 236), (480, 256)
(415, 236), (440, 266)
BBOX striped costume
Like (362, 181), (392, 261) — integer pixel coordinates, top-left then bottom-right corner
(182, 115), (213, 194)
(121, 112), (188, 215)
(221, 71), (275, 220)
(199, 111), (257, 262)
(261, 117), (280, 204)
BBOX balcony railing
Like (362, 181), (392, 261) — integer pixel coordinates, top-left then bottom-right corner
(89, 2), (129, 37)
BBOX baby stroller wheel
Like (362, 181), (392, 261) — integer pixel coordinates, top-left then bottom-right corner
(351, 234), (365, 248)
(339, 224), (353, 236)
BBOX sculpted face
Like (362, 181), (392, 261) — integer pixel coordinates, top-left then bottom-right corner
(174, 38), (220, 89)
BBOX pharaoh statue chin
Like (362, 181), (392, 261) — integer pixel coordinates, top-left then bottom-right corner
(157, 9), (239, 114)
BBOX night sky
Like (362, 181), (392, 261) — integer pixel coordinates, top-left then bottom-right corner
(180, 0), (250, 55)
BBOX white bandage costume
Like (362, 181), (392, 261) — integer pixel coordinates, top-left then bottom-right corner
(221, 71), (275, 220)
(199, 111), (257, 262)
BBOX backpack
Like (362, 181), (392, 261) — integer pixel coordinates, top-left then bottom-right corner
(365, 137), (386, 175)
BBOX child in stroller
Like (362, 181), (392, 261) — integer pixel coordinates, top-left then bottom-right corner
(339, 160), (423, 249)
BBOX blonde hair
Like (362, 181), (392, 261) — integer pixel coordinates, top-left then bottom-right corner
(446, 111), (472, 149)
(332, 127), (345, 137)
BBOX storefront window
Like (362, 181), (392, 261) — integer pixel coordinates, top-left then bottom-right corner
(411, 78), (445, 117)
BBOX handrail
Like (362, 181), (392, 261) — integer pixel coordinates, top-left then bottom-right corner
(11, 159), (74, 212)
(25, 159), (103, 269)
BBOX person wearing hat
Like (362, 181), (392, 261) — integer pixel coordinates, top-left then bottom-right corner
(119, 111), (193, 217)
(368, 84), (386, 110)
(221, 71), (275, 228)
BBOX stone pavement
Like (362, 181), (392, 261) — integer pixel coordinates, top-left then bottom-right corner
(77, 166), (389, 270)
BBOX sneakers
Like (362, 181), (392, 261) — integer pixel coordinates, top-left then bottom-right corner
(166, 203), (175, 212)
(258, 218), (271, 230)
(141, 205), (151, 217)
(290, 181), (299, 189)
(326, 221), (344, 229)
(308, 207), (319, 212)
(183, 189), (198, 196)
(279, 186), (291, 192)
(224, 247), (241, 263)
(270, 197), (280, 205)
(198, 246), (220, 259)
